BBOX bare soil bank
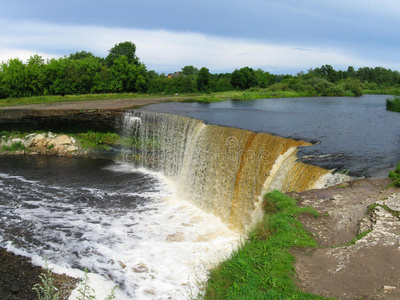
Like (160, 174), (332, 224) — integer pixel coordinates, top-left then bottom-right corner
(0, 98), (179, 131)
(0, 97), (177, 111)
(291, 178), (400, 300)
(0, 248), (78, 300)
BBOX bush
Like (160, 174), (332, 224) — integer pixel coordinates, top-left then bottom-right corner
(387, 97), (400, 112)
(389, 163), (400, 187)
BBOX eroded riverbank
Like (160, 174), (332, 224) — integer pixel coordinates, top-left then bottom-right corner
(291, 178), (400, 299)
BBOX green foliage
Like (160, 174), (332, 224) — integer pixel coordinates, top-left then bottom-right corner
(33, 258), (119, 300)
(197, 67), (211, 92)
(2, 141), (26, 152)
(203, 191), (329, 300)
(76, 268), (96, 300)
(74, 131), (120, 149)
(1, 43), (400, 102)
(105, 41), (139, 67)
(387, 96), (400, 112)
(69, 51), (97, 60)
(388, 163), (400, 187)
(32, 258), (60, 300)
(181, 65), (198, 76)
(231, 67), (257, 90)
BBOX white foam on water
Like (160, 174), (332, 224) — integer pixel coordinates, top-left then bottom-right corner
(0, 162), (241, 299)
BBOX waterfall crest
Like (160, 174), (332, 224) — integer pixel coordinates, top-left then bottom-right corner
(121, 111), (342, 230)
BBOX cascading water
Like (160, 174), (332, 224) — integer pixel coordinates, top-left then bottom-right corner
(0, 111), (351, 299)
(121, 111), (347, 230)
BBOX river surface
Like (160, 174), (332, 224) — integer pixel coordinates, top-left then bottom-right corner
(140, 95), (400, 178)
(1, 95), (399, 298)
(0, 155), (239, 299)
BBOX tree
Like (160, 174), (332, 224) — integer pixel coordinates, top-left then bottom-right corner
(25, 55), (46, 96)
(1, 58), (27, 97)
(181, 65), (198, 76)
(105, 41), (139, 66)
(69, 51), (96, 60)
(313, 64), (339, 83)
(197, 67), (211, 91)
(231, 67), (257, 90)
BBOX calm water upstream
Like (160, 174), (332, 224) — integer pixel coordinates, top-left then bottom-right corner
(140, 95), (400, 178)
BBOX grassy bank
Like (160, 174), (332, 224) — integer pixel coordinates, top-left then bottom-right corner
(201, 191), (333, 300)
(0, 88), (378, 108)
(0, 93), (155, 107)
(387, 96), (400, 112)
(0, 129), (123, 154)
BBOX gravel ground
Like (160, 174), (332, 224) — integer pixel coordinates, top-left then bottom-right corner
(0, 248), (78, 300)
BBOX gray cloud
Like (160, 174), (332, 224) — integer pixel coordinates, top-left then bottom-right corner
(1, 1), (399, 73)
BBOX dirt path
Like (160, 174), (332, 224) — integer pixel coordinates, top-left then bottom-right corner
(290, 178), (400, 300)
(0, 97), (180, 110)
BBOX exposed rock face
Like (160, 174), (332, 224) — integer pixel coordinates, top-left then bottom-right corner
(0, 109), (123, 131)
(0, 132), (82, 157)
(291, 179), (400, 300)
(55, 135), (72, 145)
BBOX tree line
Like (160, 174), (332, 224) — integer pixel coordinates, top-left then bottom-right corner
(1, 41), (400, 99)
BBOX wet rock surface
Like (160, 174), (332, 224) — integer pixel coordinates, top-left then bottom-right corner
(291, 178), (400, 299)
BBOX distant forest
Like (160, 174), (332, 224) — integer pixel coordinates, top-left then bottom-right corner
(1, 41), (400, 99)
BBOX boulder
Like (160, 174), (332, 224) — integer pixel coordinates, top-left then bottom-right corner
(66, 145), (77, 152)
(55, 135), (72, 145)
(23, 138), (33, 148)
(35, 140), (47, 149)
(47, 139), (56, 147)
(33, 134), (45, 144)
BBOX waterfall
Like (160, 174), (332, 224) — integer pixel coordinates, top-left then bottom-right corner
(121, 111), (345, 230)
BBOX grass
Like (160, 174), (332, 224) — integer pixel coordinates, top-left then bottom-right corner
(0, 129), (161, 157)
(388, 163), (400, 187)
(2, 89), (400, 108)
(0, 129), (121, 153)
(72, 131), (121, 149)
(0, 93), (160, 107)
(387, 96), (400, 112)
(201, 190), (333, 300)
(331, 230), (372, 248)
(237, 90), (312, 100)
(34, 260), (117, 300)
(365, 88), (400, 96)
(2, 141), (26, 152)
(33, 257), (60, 300)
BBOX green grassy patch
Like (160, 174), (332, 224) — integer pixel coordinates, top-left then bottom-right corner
(387, 96), (400, 112)
(0, 93), (165, 107)
(2, 141), (26, 152)
(365, 89), (400, 96)
(202, 191), (332, 300)
(236, 90), (312, 100)
(388, 163), (400, 187)
(0, 87), (377, 108)
(332, 230), (372, 248)
(72, 131), (121, 150)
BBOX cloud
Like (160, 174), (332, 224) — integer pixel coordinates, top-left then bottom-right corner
(0, 19), (397, 73)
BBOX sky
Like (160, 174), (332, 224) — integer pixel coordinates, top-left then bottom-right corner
(0, 0), (400, 74)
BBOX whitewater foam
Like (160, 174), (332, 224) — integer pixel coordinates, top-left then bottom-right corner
(0, 162), (241, 299)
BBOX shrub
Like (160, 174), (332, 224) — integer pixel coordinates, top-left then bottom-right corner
(33, 258), (60, 300)
(389, 163), (400, 187)
(387, 96), (400, 112)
